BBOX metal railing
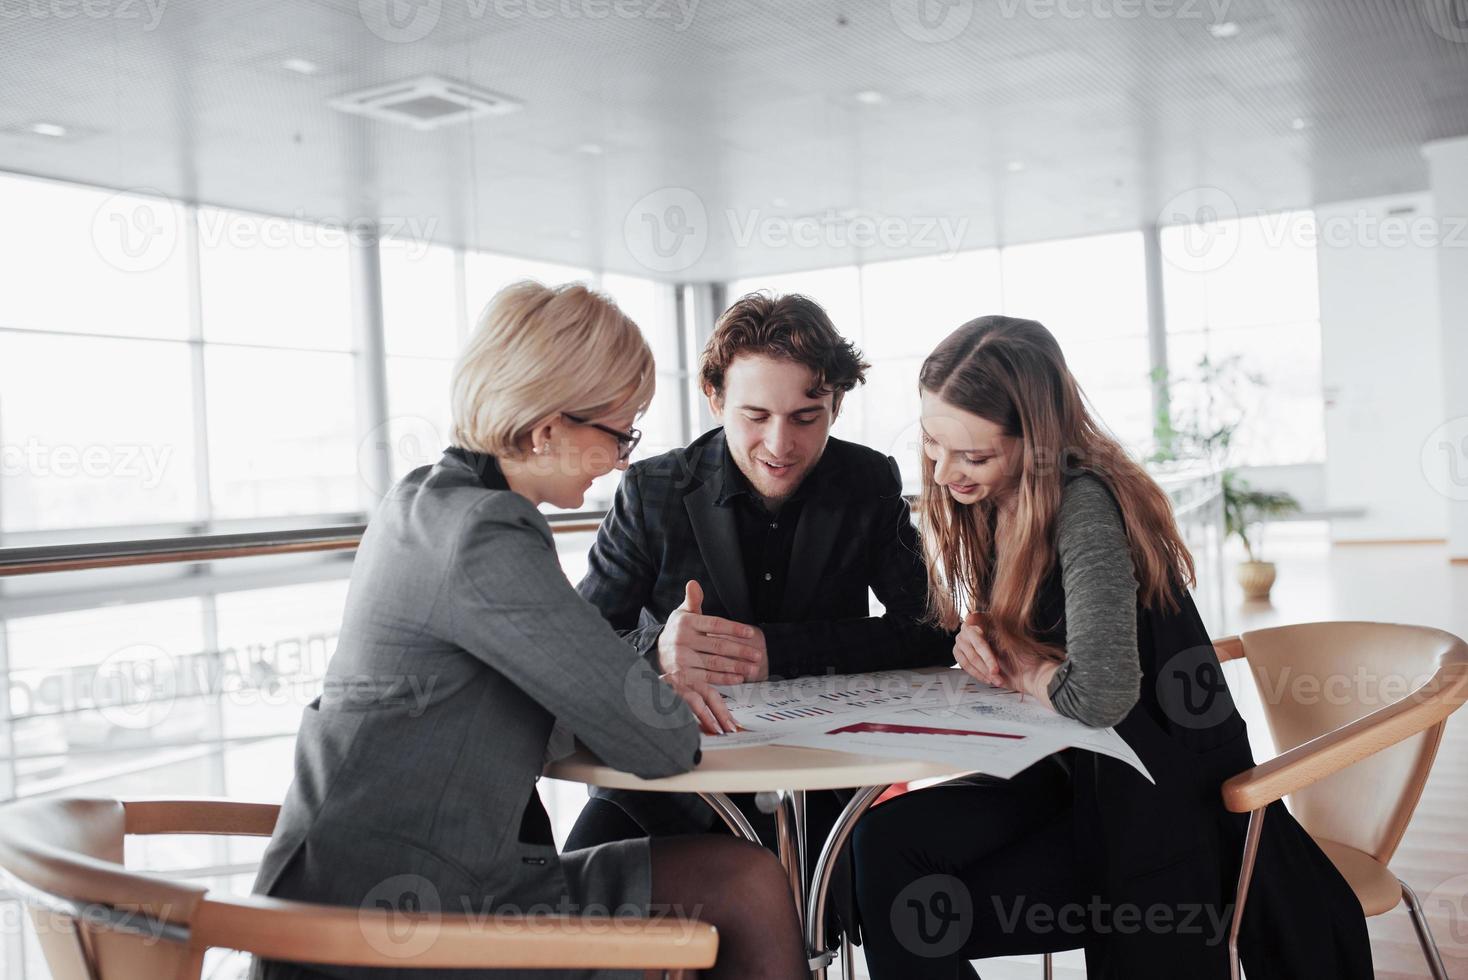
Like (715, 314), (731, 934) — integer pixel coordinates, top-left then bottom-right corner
(0, 512), (609, 577)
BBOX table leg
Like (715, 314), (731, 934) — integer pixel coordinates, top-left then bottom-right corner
(696, 792), (761, 843)
(776, 790), (807, 929)
(805, 784), (886, 979)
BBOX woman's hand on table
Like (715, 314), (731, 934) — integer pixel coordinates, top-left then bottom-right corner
(954, 612), (1059, 708)
(662, 672), (741, 736)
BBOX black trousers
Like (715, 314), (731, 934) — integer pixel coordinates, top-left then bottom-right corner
(851, 756), (1086, 980)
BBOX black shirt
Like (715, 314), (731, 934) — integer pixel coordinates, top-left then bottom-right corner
(715, 446), (832, 623)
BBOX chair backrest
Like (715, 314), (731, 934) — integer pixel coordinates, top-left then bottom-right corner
(1225, 621), (1468, 863)
(0, 797), (211, 980)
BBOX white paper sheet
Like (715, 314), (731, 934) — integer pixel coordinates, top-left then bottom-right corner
(698, 669), (1152, 782)
(700, 668), (996, 751)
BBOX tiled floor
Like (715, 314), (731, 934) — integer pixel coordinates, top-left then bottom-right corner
(849, 524), (1468, 979)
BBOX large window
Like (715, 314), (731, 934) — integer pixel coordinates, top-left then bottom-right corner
(1161, 211), (1324, 466)
(1000, 232), (1154, 452)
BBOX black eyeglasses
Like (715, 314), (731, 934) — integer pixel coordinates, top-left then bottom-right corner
(562, 413), (642, 462)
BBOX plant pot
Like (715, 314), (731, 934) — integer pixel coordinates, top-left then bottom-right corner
(1236, 560), (1277, 600)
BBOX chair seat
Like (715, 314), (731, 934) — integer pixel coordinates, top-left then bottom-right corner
(1313, 837), (1402, 916)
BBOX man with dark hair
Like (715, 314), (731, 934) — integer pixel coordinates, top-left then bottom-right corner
(566, 291), (953, 908)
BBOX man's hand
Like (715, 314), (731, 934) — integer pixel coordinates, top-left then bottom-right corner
(657, 580), (766, 684)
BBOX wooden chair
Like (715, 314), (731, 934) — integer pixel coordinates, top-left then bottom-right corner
(1034, 621), (1467, 980)
(0, 796), (718, 980)
(1215, 621), (1468, 980)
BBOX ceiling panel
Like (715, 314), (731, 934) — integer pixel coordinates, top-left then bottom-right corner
(0, 0), (1464, 280)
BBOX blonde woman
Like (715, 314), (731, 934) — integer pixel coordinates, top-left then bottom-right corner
(850, 316), (1370, 979)
(253, 281), (805, 980)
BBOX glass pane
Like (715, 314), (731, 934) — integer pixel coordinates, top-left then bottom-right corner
(861, 356), (925, 490)
(600, 273), (679, 363)
(0, 173), (190, 339)
(0, 332), (199, 531)
(5, 598), (210, 797)
(1001, 231), (1150, 345)
(463, 251), (594, 327)
(1161, 210), (1325, 467)
(384, 355), (455, 483)
(197, 207), (352, 351)
(204, 347), (358, 518)
(213, 579), (348, 743)
(381, 242), (460, 358)
(1161, 211), (1319, 333)
(859, 250), (1004, 360)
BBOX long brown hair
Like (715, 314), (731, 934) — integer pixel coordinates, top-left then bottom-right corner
(919, 315), (1195, 672)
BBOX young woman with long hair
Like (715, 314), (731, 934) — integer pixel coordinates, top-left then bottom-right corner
(849, 315), (1371, 979)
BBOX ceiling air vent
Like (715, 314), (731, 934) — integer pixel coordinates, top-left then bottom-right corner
(328, 75), (522, 131)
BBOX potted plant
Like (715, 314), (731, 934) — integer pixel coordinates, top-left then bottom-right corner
(1151, 355), (1302, 601)
(1222, 470), (1300, 600)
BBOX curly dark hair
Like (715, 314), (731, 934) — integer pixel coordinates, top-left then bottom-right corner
(700, 291), (870, 410)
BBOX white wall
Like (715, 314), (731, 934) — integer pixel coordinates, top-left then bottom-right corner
(1316, 192), (1447, 543)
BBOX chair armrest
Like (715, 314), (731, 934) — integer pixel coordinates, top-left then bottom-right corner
(193, 894), (718, 971)
(1213, 635), (1245, 663)
(1221, 661), (1468, 813)
(122, 799), (280, 837)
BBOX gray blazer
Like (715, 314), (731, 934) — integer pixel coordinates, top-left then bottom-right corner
(252, 449), (701, 979)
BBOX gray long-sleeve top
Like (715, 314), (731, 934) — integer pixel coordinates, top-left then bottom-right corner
(1044, 474), (1144, 728)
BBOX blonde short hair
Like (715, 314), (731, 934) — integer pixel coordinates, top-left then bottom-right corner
(451, 280), (655, 458)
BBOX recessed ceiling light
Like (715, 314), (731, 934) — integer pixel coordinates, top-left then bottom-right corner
(1291, 117), (1309, 130)
(29, 122), (67, 138)
(328, 75), (523, 131)
(282, 57), (321, 76)
(575, 142), (604, 155)
(1006, 160), (1026, 173)
(1208, 21), (1240, 38)
(854, 90), (887, 106)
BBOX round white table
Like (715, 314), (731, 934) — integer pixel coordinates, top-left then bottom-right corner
(547, 743), (973, 979)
